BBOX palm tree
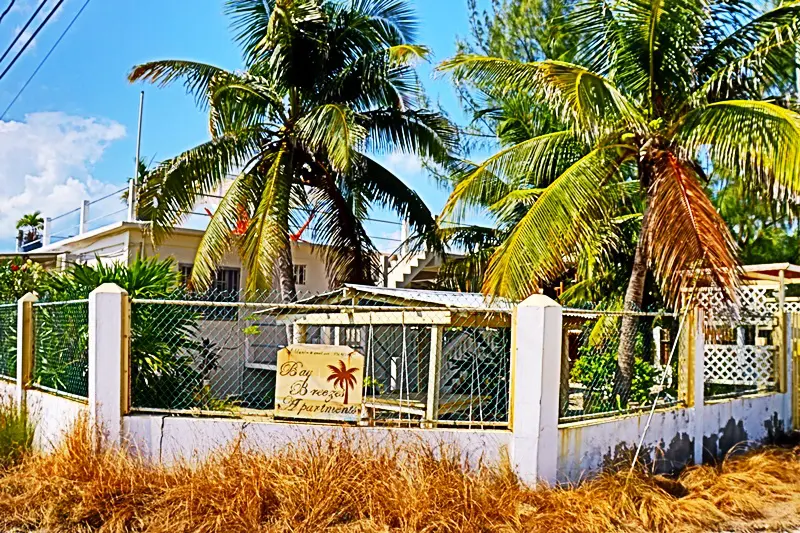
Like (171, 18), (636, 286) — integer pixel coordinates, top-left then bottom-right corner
(439, 0), (800, 398)
(128, 0), (456, 301)
(327, 359), (360, 405)
(16, 211), (44, 245)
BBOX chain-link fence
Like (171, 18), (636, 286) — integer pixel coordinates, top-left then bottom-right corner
(560, 309), (684, 423)
(32, 300), (89, 399)
(129, 289), (512, 429)
(0, 303), (16, 381)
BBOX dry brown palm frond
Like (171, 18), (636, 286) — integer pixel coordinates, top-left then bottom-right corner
(644, 150), (739, 305)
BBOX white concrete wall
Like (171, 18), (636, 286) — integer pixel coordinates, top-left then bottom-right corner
(557, 391), (792, 482)
(0, 379), (13, 398)
(124, 414), (511, 467)
(26, 389), (87, 451)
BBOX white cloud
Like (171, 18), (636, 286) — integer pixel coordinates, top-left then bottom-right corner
(0, 112), (126, 243)
(381, 151), (424, 176)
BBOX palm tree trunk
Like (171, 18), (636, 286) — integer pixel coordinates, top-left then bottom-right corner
(276, 243), (297, 303)
(343, 385), (349, 405)
(617, 205), (651, 404)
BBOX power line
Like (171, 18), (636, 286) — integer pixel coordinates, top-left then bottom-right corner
(1, 0), (91, 120)
(0, 0), (48, 68)
(0, 0), (16, 27)
(0, 0), (66, 82)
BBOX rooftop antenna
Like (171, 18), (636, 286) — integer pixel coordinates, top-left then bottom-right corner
(127, 91), (144, 222)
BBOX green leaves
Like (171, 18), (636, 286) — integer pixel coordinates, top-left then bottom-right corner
(677, 100), (800, 201)
(440, 56), (644, 140)
(482, 146), (632, 299)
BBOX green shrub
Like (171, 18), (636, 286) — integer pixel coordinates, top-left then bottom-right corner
(38, 258), (220, 409)
(570, 330), (656, 413)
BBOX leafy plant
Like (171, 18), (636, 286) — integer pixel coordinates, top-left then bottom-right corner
(439, 0), (800, 401)
(0, 258), (45, 302)
(36, 258), (220, 409)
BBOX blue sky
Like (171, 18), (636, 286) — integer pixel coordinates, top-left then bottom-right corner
(0, 0), (492, 250)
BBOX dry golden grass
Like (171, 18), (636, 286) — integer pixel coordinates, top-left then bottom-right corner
(1, 417), (800, 533)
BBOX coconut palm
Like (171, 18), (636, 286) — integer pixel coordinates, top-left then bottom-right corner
(439, 0), (800, 398)
(128, 0), (456, 301)
(15, 211), (44, 245)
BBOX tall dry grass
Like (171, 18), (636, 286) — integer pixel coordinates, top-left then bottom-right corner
(0, 418), (799, 533)
(0, 395), (34, 470)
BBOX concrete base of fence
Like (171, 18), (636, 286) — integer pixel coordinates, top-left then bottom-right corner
(123, 415), (513, 467)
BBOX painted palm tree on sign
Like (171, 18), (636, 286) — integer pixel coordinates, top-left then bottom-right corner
(128, 0), (456, 302)
(440, 0), (800, 399)
(327, 359), (360, 405)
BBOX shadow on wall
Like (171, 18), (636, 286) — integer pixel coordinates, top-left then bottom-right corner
(602, 432), (693, 475)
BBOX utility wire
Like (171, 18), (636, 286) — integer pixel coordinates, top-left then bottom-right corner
(0, 0), (16, 27)
(0, 0), (48, 69)
(1, 0), (91, 120)
(0, 0), (65, 82)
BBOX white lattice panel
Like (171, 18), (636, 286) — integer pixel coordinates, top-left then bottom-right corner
(694, 286), (778, 325)
(704, 344), (776, 386)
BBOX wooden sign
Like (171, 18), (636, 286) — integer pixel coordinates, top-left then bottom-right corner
(275, 343), (364, 421)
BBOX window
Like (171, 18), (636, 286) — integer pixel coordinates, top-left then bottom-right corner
(179, 264), (241, 320)
(179, 264), (241, 298)
(294, 264), (307, 286)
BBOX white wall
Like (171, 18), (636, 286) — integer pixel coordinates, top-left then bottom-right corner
(26, 389), (87, 451)
(124, 415), (511, 468)
(557, 391), (792, 482)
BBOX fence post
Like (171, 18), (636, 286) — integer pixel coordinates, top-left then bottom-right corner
(689, 309), (705, 464)
(510, 294), (562, 485)
(15, 292), (37, 408)
(88, 283), (130, 446)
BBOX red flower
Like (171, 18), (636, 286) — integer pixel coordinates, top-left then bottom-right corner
(9, 264), (19, 272)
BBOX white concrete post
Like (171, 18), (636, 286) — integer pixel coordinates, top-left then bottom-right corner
(692, 309), (705, 464)
(15, 292), (37, 408)
(42, 217), (52, 247)
(79, 200), (90, 235)
(88, 283), (130, 446)
(510, 294), (562, 485)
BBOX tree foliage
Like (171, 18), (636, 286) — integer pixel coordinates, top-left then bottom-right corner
(129, 0), (457, 300)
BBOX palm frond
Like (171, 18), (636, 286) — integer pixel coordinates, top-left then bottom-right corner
(128, 60), (232, 109)
(239, 146), (292, 293)
(358, 108), (458, 163)
(439, 55), (644, 139)
(191, 165), (264, 291)
(143, 126), (267, 243)
(645, 151), (739, 303)
(298, 104), (367, 173)
(441, 130), (586, 222)
(482, 146), (632, 299)
(676, 100), (800, 201)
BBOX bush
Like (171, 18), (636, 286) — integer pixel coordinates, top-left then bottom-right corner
(0, 257), (45, 302)
(38, 258), (219, 409)
(570, 329), (657, 413)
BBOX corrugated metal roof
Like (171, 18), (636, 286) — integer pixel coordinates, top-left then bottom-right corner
(342, 284), (515, 311)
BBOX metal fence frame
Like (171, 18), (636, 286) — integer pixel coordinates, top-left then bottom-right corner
(559, 307), (684, 424)
(127, 297), (512, 429)
(0, 303), (16, 381)
(31, 299), (90, 400)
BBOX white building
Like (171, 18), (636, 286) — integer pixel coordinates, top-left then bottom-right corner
(16, 186), (448, 294)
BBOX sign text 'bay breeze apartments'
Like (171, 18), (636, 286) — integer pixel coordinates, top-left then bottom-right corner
(275, 344), (365, 422)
